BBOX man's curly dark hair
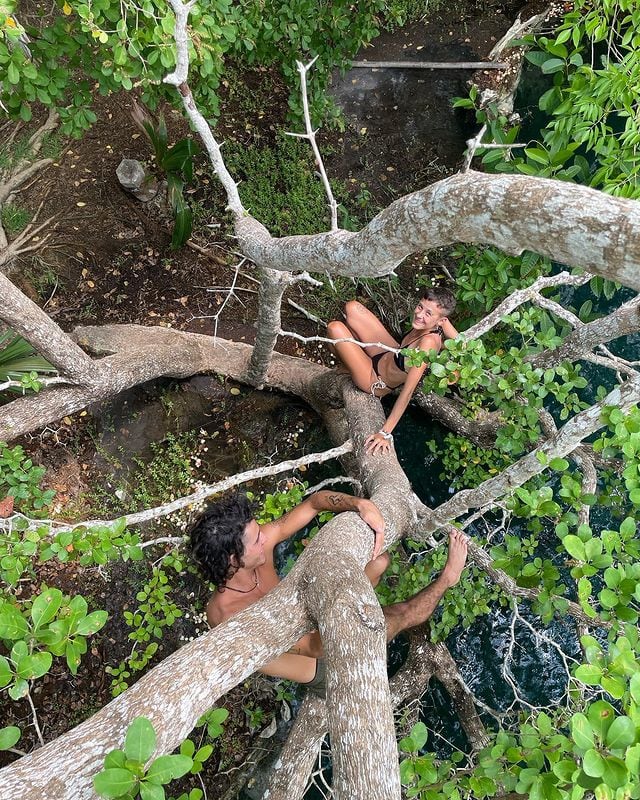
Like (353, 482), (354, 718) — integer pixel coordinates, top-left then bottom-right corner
(189, 493), (255, 589)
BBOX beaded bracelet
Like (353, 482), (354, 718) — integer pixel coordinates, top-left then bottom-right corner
(378, 430), (393, 441)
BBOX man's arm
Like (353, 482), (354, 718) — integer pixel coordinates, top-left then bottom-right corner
(262, 490), (385, 556)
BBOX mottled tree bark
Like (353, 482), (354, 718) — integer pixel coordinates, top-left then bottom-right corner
(529, 295), (640, 369)
(236, 172), (640, 290)
(246, 268), (293, 388)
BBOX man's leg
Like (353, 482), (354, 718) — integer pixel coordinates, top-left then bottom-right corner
(382, 530), (468, 640)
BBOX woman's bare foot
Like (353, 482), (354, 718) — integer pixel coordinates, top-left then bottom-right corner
(441, 530), (468, 588)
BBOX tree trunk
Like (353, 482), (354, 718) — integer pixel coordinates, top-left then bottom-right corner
(245, 267), (291, 388)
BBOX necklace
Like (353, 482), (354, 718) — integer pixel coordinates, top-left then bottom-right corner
(225, 569), (259, 593)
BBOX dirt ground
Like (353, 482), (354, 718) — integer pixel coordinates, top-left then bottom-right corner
(15, 0), (527, 343)
(2, 0), (529, 793)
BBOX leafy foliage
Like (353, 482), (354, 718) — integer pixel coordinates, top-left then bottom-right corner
(222, 133), (347, 235)
(1, 0), (386, 134)
(93, 716), (216, 800)
(131, 102), (200, 248)
(456, 0), (640, 196)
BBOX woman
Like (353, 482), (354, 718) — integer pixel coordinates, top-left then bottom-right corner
(327, 287), (458, 455)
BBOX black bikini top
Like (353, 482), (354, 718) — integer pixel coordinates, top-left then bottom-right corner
(393, 325), (445, 373)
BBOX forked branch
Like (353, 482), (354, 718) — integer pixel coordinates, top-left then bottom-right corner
(286, 58), (339, 231)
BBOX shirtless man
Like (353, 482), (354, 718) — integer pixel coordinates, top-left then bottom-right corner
(189, 490), (468, 695)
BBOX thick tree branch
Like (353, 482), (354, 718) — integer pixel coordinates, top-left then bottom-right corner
(0, 275), (100, 385)
(423, 374), (640, 527)
(529, 294), (640, 368)
(0, 158), (53, 207)
(235, 172), (640, 290)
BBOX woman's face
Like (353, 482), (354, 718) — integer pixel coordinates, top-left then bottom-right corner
(413, 298), (445, 329)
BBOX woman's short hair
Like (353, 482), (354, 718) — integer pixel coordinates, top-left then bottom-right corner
(189, 493), (255, 588)
(421, 287), (456, 316)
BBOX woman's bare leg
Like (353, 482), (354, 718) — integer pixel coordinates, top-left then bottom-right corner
(327, 318), (386, 394)
(343, 300), (399, 355)
(327, 301), (399, 394)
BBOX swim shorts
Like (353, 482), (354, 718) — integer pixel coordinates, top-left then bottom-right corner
(305, 658), (326, 699)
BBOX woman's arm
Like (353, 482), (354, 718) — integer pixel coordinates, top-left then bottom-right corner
(364, 364), (427, 454)
(365, 332), (442, 455)
(441, 317), (459, 339)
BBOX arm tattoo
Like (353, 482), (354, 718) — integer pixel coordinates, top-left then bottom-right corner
(328, 494), (342, 508)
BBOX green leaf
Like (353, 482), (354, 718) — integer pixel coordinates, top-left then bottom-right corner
(599, 588), (618, 609)
(0, 726), (21, 750)
(140, 782), (165, 800)
(194, 744), (213, 763)
(170, 204), (192, 249)
(563, 535), (586, 561)
(30, 588), (62, 630)
(8, 678), (28, 700)
(8, 61), (20, 84)
(0, 655), (13, 688)
(575, 664), (602, 685)
(409, 722), (428, 750)
(630, 673), (640, 704)
(626, 743), (640, 775)
(104, 750), (127, 769)
(541, 58), (566, 74)
(601, 756), (628, 789)
(399, 758), (415, 784)
(146, 754), (193, 784)
(582, 749), (605, 777)
(572, 714), (594, 751)
(552, 759), (577, 781)
(601, 674), (626, 700)
(620, 517), (636, 537)
(549, 457), (569, 471)
(605, 716), (636, 750)
(0, 604), (28, 640)
(65, 640), (82, 675)
(93, 768), (137, 798)
(124, 717), (156, 763)
(588, 701), (615, 739)
(76, 610), (108, 636)
(16, 651), (52, 680)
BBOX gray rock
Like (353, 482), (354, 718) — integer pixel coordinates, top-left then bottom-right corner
(116, 158), (159, 202)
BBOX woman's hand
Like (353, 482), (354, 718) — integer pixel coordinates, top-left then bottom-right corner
(365, 431), (393, 455)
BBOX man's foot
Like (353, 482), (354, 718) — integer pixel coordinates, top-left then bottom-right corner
(441, 529), (468, 588)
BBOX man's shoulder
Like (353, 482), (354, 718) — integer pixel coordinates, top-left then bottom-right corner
(206, 591), (228, 628)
